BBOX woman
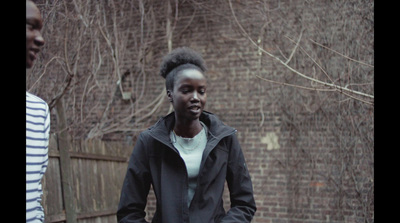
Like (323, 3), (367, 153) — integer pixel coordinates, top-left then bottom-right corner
(117, 47), (256, 223)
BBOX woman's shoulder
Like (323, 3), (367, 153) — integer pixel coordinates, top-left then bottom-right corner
(138, 114), (174, 144)
(201, 111), (236, 134)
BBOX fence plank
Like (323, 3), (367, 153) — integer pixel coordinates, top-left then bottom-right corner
(44, 135), (130, 223)
(55, 99), (77, 223)
(46, 209), (117, 223)
(46, 212), (66, 223)
(49, 150), (128, 162)
(71, 151), (128, 162)
(77, 209), (117, 220)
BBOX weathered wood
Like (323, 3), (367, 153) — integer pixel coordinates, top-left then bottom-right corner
(77, 209), (117, 220)
(46, 209), (117, 223)
(46, 211), (66, 223)
(44, 136), (130, 223)
(49, 150), (128, 162)
(42, 158), (63, 218)
(55, 99), (77, 223)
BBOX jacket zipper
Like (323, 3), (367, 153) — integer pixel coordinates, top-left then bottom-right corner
(190, 129), (237, 208)
(150, 128), (237, 209)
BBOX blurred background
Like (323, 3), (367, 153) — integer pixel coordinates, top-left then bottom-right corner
(27, 0), (374, 222)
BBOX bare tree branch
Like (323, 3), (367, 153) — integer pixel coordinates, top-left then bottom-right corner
(228, 0), (373, 105)
(309, 38), (374, 68)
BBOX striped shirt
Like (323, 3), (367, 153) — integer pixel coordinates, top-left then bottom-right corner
(26, 92), (50, 223)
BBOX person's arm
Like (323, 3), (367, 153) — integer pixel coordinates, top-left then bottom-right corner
(222, 133), (257, 222)
(117, 133), (151, 223)
(38, 104), (50, 221)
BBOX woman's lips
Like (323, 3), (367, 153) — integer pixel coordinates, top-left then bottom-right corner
(189, 105), (201, 114)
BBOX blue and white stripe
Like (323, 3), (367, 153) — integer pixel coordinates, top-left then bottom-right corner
(26, 92), (50, 223)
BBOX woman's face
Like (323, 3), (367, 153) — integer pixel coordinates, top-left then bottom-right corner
(168, 68), (207, 122)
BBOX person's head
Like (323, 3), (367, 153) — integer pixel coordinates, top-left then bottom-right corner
(159, 47), (207, 121)
(26, 0), (45, 69)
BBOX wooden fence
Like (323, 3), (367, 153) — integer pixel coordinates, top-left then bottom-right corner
(42, 134), (132, 223)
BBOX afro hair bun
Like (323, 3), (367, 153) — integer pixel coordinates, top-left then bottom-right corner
(159, 47), (207, 79)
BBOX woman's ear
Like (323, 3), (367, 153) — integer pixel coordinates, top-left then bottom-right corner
(167, 90), (173, 102)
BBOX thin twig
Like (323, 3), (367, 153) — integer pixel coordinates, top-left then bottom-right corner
(309, 38), (374, 68)
(285, 29), (303, 65)
(28, 56), (63, 92)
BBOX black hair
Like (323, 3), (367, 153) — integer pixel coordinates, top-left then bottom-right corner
(159, 47), (207, 91)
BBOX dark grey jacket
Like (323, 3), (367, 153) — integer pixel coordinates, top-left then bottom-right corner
(117, 111), (256, 223)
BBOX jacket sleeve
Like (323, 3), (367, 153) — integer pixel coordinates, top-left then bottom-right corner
(222, 133), (257, 222)
(117, 133), (151, 223)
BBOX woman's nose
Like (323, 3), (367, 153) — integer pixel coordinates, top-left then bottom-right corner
(191, 92), (199, 101)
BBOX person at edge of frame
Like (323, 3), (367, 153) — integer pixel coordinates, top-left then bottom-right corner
(26, 0), (50, 222)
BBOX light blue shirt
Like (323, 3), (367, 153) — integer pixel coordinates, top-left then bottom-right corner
(170, 123), (207, 207)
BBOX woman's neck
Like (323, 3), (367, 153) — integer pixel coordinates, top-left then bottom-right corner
(173, 119), (203, 138)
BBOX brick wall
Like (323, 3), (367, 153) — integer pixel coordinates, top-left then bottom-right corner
(30, 0), (374, 222)
(169, 1), (374, 221)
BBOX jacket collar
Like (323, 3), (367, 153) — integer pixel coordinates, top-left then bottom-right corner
(148, 111), (236, 146)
